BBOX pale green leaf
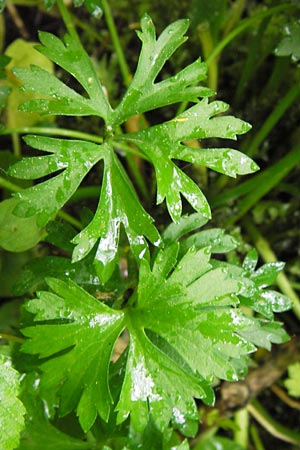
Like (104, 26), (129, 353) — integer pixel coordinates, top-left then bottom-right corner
(284, 362), (300, 397)
(21, 245), (289, 436)
(0, 355), (26, 450)
(0, 198), (43, 252)
(4, 39), (54, 128)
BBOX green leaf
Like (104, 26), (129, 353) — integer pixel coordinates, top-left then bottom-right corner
(72, 147), (161, 282)
(195, 435), (244, 450)
(284, 362), (300, 397)
(275, 21), (300, 62)
(0, 198), (43, 252)
(179, 228), (238, 256)
(13, 32), (111, 120)
(19, 374), (91, 450)
(8, 136), (104, 227)
(21, 278), (125, 431)
(0, 355), (26, 450)
(162, 213), (209, 246)
(111, 14), (212, 127)
(122, 99), (255, 221)
(21, 245), (289, 435)
(4, 39), (54, 128)
(239, 252), (292, 319)
(116, 246), (279, 433)
(9, 15), (255, 271)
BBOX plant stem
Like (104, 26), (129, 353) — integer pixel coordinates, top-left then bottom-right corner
(56, 210), (82, 230)
(234, 407), (249, 448)
(223, 0), (246, 36)
(244, 83), (300, 157)
(0, 176), (20, 192)
(1, 126), (104, 143)
(206, 4), (294, 67)
(56, 0), (80, 42)
(244, 220), (300, 320)
(247, 398), (300, 445)
(0, 333), (24, 343)
(250, 424), (265, 450)
(223, 145), (300, 224)
(101, 0), (131, 86)
(198, 22), (218, 91)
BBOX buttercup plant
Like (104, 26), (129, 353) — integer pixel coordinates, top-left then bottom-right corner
(0, 1), (294, 449)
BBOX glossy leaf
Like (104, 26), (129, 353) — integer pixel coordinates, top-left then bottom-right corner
(19, 374), (91, 450)
(21, 278), (125, 431)
(13, 31), (111, 120)
(275, 21), (300, 62)
(111, 14), (212, 126)
(0, 355), (26, 450)
(9, 15), (256, 267)
(22, 245), (289, 435)
(239, 251), (292, 319)
(162, 213), (209, 246)
(72, 148), (161, 282)
(179, 228), (238, 255)
(116, 245), (286, 432)
(9, 136), (104, 227)
(122, 99), (256, 221)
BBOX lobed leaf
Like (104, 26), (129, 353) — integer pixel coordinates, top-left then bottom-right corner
(9, 15), (258, 267)
(21, 278), (125, 431)
(72, 147), (161, 282)
(0, 355), (26, 450)
(19, 374), (91, 450)
(8, 136), (104, 227)
(13, 31), (111, 120)
(21, 244), (289, 435)
(121, 99), (256, 221)
(111, 14), (212, 126)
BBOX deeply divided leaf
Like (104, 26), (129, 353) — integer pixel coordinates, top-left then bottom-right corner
(0, 355), (26, 450)
(21, 246), (289, 434)
(10, 14), (258, 267)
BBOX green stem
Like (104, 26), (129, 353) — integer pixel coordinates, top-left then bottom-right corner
(101, 0), (131, 86)
(206, 4), (294, 67)
(234, 408), (249, 448)
(56, 0), (80, 42)
(0, 333), (24, 343)
(248, 399), (300, 445)
(69, 186), (100, 203)
(12, 131), (21, 157)
(243, 220), (300, 320)
(223, 145), (300, 224)
(0, 176), (20, 192)
(198, 22), (218, 91)
(244, 83), (300, 157)
(56, 210), (82, 230)
(223, 0), (246, 36)
(1, 126), (104, 143)
(250, 424), (265, 450)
